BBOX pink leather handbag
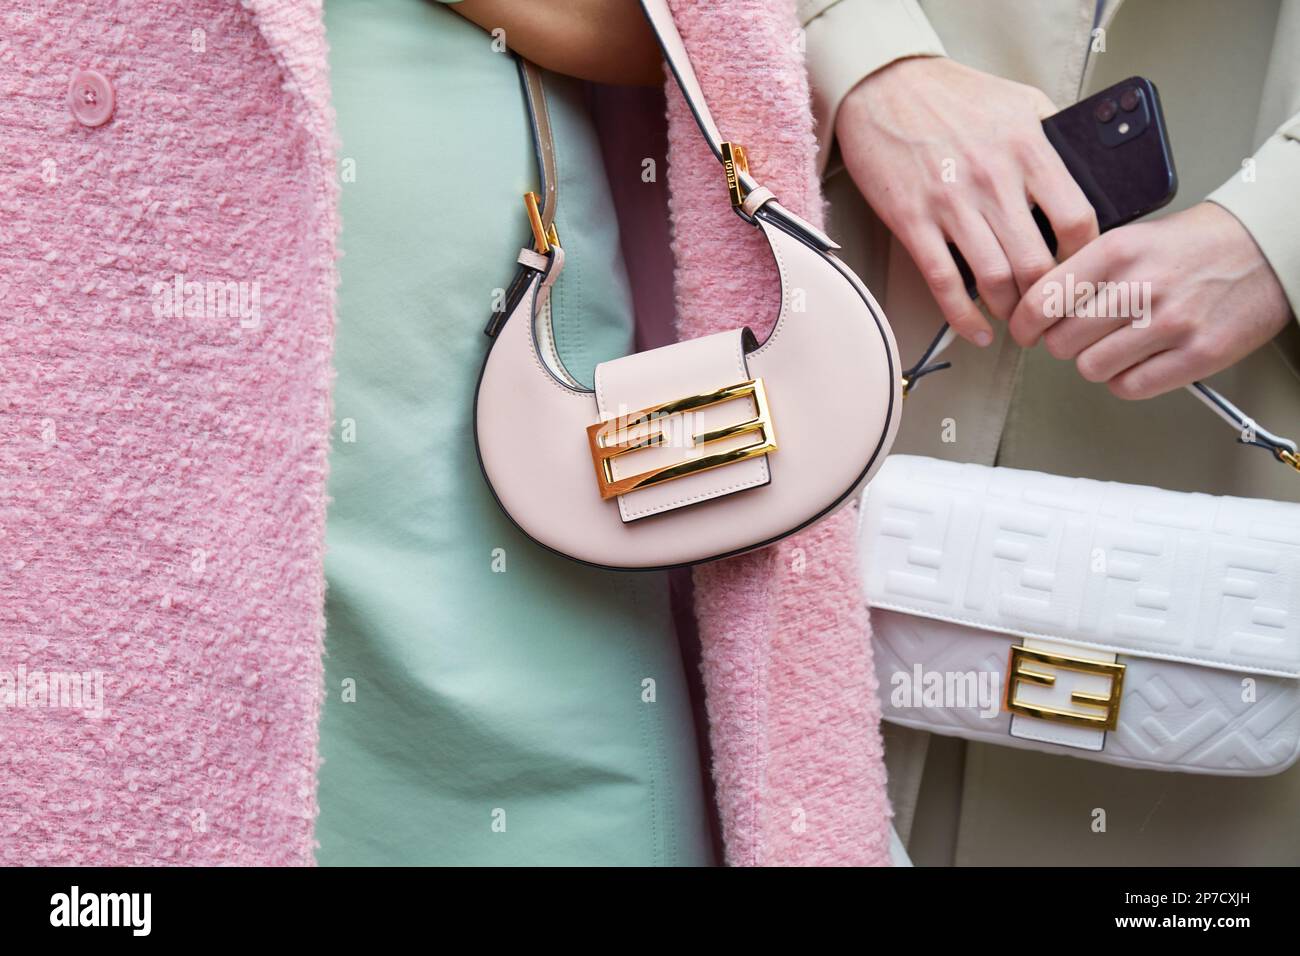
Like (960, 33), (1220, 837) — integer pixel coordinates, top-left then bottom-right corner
(475, 0), (902, 570)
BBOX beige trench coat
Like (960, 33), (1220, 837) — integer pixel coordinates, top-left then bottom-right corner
(802, 0), (1300, 863)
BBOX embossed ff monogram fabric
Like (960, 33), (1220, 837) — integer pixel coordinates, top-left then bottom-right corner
(861, 456), (1300, 775)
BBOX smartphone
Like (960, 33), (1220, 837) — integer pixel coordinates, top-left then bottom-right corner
(954, 76), (1178, 294)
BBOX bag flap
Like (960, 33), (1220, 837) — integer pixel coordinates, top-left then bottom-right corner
(592, 328), (771, 522)
(859, 455), (1300, 679)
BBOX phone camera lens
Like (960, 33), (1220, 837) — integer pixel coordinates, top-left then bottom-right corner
(1094, 98), (1118, 123)
(1119, 87), (1142, 111)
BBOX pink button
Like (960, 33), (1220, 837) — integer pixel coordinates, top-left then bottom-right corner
(67, 70), (114, 127)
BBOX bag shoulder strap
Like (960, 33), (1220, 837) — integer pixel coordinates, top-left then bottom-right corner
(637, 0), (837, 251)
(520, 59), (558, 245)
(489, 0), (838, 338)
(484, 58), (561, 339)
(904, 323), (1300, 472)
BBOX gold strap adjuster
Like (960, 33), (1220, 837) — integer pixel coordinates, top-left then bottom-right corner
(721, 142), (749, 207)
(1005, 645), (1126, 731)
(587, 378), (776, 501)
(523, 191), (560, 254)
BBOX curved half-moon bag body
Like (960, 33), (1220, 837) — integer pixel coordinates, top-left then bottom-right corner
(474, 1), (902, 571)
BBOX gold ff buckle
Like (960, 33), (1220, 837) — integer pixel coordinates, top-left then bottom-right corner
(587, 378), (776, 501)
(1005, 645), (1126, 731)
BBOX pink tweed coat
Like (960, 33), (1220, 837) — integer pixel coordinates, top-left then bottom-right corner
(0, 0), (890, 867)
(663, 0), (892, 866)
(0, 0), (335, 864)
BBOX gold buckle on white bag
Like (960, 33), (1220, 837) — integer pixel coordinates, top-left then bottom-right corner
(586, 378), (776, 501)
(1005, 645), (1126, 731)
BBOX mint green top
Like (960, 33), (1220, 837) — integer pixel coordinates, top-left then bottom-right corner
(316, 0), (714, 865)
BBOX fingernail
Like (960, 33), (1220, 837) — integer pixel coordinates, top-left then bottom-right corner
(975, 329), (993, 347)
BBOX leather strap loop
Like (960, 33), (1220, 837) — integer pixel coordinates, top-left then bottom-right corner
(516, 248), (548, 272)
(738, 185), (775, 218)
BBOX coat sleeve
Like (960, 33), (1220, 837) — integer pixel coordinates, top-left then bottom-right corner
(800, 0), (946, 174)
(1207, 113), (1300, 324)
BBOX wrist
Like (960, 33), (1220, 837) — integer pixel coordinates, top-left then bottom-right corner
(1198, 202), (1294, 331)
(836, 54), (945, 138)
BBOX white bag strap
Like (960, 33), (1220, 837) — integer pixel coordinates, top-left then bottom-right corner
(903, 322), (1300, 471)
(637, 0), (838, 251)
(1187, 379), (1299, 468)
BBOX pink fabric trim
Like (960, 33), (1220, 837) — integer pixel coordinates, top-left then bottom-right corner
(0, 0), (335, 865)
(664, 0), (892, 866)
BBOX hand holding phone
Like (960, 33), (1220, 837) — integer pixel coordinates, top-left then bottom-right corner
(952, 76), (1178, 296)
(834, 56), (1104, 344)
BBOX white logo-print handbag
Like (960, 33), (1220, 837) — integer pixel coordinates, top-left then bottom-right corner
(861, 328), (1300, 776)
(474, 0), (902, 570)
